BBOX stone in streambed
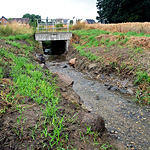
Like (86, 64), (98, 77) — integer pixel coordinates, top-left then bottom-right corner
(104, 82), (109, 86)
(107, 85), (113, 90)
(81, 113), (105, 133)
(69, 58), (77, 67)
(119, 88), (127, 94)
(127, 88), (134, 95)
(56, 72), (74, 86)
(111, 86), (119, 91)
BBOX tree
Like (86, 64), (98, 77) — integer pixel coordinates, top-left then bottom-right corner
(22, 13), (41, 26)
(96, 0), (150, 23)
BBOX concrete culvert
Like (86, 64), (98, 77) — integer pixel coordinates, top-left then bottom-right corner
(42, 40), (67, 55)
(51, 40), (66, 55)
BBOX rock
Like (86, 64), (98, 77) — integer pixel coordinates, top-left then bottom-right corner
(109, 73), (114, 77)
(35, 54), (45, 64)
(40, 64), (45, 68)
(44, 49), (51, 54)
(104, 82), (109, 86)
(40, 57), (45, 64)
(107, 85), (113, 90)
(121, 80), (129, 88)
(119, 88), (127, 94)
(81, 113), (105, 133)
(127, 88), (134, 95)
(111, 86), (118, 91)
(88, 63), (97, 71)
(56, 72), (74, 86)
(69, 58), (77, 67)
(95, 95), (100, 100)
(100, 75), (105, 79)
(63, 65), (68, 68)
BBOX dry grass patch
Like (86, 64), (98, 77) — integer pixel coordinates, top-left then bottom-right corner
(0, 21), (33, 36)
(87, 22), (150, 34)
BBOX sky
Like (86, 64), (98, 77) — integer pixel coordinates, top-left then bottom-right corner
(1, 0), (98, 20)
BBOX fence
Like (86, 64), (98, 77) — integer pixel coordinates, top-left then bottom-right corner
(36, 19), (70, 33)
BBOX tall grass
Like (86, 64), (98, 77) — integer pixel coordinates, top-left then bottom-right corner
(0, 21), (33, 36)
(87, 22), (150, 34)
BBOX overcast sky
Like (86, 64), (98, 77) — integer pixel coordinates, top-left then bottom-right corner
(1, 0), (98, 20)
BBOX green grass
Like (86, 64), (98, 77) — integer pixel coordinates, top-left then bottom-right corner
(135, 71), (150, 85)
(74, 44), (98, 61)
(0, 41), (67, 149)
(0, 66), (3, 79)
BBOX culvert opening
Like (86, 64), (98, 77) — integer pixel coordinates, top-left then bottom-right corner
(42, 40), (66, 55)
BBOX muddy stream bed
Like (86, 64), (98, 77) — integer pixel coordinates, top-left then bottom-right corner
(45, 55), (150, 150)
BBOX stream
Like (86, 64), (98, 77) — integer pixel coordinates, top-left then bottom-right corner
(45, 55), (150, 150)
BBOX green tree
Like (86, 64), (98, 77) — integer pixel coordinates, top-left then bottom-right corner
(22, 13), (41, 27)
(96, 0), (150, 23)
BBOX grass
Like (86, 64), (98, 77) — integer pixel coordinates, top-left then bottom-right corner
(0, 35), (67, 149)
(0, 22), (33, 36)
(134, 72), (150, 85)
(87, 22), (150, 34)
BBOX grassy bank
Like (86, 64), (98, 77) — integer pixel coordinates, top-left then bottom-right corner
(0, 34), (67, 149)
(71, 26), (150, 105)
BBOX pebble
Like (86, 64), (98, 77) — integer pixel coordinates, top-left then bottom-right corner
(100, 75), (105, 79)
(95, 95), (100, 100)
(111, 86), (118, 91)
(63, 65), (68, 68)
(107, 85), (113, 90)
(104, 82), (109, 86)
(127, 88), (134, 94)
(118, 88), (127, 94)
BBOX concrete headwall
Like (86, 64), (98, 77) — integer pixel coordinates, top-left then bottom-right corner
(35, 32), (72, 41)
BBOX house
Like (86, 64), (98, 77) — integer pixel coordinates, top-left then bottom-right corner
(85, 19), (96, 24)
(62, 19), (70, 25)
(55, 18), (63, 23)
(0, 16), (8, 25)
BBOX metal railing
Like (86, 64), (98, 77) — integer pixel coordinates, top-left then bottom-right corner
(36, 19), (70, 33)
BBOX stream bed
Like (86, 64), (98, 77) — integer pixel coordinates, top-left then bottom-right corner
(46, 55), (150, 150)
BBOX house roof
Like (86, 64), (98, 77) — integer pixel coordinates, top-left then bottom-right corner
(86, 19), (96, 24)
(0, 16), (8, 20)
(11, 18), (30, 24)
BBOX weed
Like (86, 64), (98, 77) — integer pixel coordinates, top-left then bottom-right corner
(0, 66), (3, 79)
(0, 107), (6, 114)
(100, 143), (111, 150)
(17, 115), (22, 124)
(135, 72), (149, 84)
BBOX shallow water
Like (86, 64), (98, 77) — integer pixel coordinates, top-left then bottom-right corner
(46, 55), (150, 150)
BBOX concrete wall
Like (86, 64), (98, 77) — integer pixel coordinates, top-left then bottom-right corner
(35, 32), (72, 41)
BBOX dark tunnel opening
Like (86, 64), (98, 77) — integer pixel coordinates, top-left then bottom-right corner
(42, 40), (66, 55)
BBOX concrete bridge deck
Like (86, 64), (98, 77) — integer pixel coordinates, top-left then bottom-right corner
(35, 32), (72, 41)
